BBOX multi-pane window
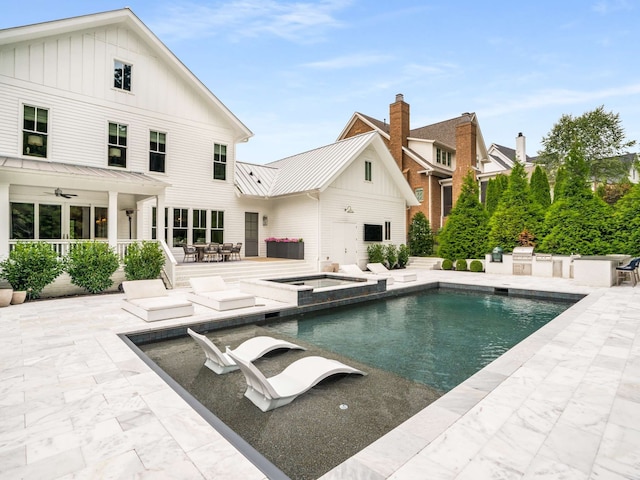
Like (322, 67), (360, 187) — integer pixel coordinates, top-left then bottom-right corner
(149, 131), (166, 173)
(414, 187), (424, 203)
(108, 123), (127, 167)
(385, 221), (391, 241)
(443, 186), (453, 217)
(10, 203), (35, 239)
(210, 210), (224, 243)
(173, 208), (188, 246)
(114, 60), (132, 91)
(193, 209), (207, 244)
(365, 160), (372, 181)
(39, 204), (62, 239)
(436, 148), (452, 167)
(23, 105), (48, 157)
(213, 143), (227, 180)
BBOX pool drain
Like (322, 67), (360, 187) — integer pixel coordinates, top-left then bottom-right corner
(339, 404), (348, 410)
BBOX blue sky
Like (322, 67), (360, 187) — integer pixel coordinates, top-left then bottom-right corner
(2, 1), (639, 164)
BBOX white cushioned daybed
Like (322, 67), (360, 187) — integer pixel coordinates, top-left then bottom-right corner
(188, 276), (256, 311)
(122, 279), (194, 322)
(366, 263), (417, 282)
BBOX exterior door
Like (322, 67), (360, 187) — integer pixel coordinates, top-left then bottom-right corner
(244, 212), (259, 256)
(331, 222), (357, 265)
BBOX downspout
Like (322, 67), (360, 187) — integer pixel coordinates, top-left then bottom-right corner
(306, 193), (320, 270)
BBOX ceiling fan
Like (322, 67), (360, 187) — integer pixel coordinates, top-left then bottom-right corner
(45, 188), (78, 199)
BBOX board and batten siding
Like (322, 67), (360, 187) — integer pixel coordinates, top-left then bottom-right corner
(264, 195), (318, 264)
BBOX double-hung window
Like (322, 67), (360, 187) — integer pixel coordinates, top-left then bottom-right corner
(365, 160), (372, 181)
(210, 210), (224, 243)
(23, 105), (48, 157)
(213, 143), (227, 180)
(114, 60), (132, 91)
(149, 131), (166, 172)
(108, 122), (127, 168)
(193, 209), (207, 244)
(173, 208), (188, 246)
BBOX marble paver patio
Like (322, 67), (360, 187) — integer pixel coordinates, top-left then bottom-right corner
(1, 270), (638, 479)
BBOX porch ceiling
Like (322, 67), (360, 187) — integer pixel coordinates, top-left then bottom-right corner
(0, 156), (169, 195)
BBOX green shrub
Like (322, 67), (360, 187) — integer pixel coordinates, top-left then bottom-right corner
(65, 241), (120, 294)
(124, 241), (165, 280)
(470, 260), (484, 272)
(0, 241), (64, 299)
(397, 244), (410, 269)
(455, 259), (468, 271)
(367, 244), (385, 264)
(385, 244), (398, 269)
(441, 259), (453, 270)
(407, 212), (434, 256)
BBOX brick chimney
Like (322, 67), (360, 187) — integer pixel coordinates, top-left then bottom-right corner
(516, 132), (526, 163)
(389, 93), (409, 171)
(452, 116), (477, 204)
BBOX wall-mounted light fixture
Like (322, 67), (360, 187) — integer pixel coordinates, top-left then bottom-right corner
(344, 206), (354, 213)
(262, 215), (268, 226)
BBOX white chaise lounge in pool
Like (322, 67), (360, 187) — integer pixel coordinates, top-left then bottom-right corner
(186, 328), (305, 374)
(338, 263), (395, 284)
(226, 349), (366, 412)
(366, 262), (417, 282)
(188, 276), (255, 311)
(121, 279), (194, 322)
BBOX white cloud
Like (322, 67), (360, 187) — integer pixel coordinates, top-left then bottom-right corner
(302, 53), (393, 70)
(592, 0), (633, 14)
(150, 0), (352, 43)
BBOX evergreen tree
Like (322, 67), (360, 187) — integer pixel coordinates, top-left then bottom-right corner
(539, 146), (614, 255)
(487, 162), (544, 252)
(530, 165), (551, 209)
(407, 212), (434, 256)
(438, 172), (489, 260)
(485, 174), (508, 216)
(553, 166), (568, 201)
(611, 182), (640, 255)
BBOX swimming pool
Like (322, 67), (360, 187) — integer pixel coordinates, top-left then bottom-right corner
(264, 288), (572, 392)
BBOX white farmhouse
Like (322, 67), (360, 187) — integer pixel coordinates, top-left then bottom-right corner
(0, 8), (418, 284)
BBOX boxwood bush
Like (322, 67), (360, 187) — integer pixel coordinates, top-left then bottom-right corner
(455, 259), (468, 271)
(441, 258), (453, 270)
(470, 260), (484, 272)
(65, 241), (120, 294)
(0, 241), (64, 299)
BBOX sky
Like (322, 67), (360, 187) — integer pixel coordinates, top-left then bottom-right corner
(2, 0), (639, 164)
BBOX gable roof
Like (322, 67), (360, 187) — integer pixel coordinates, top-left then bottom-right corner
(409, 113), (476, 149)
(235, 131), (419, 205)
(0, 8), (253, 143)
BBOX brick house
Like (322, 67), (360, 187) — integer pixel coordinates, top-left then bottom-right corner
(338, 94), (492, 231)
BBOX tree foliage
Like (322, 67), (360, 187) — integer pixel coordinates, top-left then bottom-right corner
(539, 147), (614, 254)
(407, 212), (434, 256)
(485, 174), (508, 216)
(438, 172), (489, 260)
(488, 162), (544, 252)
(537, 106), (636, 183)
(530, 165), (551, 210)
(611, 182), (640, 255)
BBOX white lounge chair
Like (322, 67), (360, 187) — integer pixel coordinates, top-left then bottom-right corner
(121, 279), (194, 322)
(188, 276), (255, 311)
(366, 263), (417, 282)
(186, 328), (305, 374)
(226, 349), (366, 411)
(339, 263), (395, 284)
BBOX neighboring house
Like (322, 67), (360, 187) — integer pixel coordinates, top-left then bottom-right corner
(235, 131), (419, 267)
(338, 94), (493, 230)
(0, 9), (417, 271)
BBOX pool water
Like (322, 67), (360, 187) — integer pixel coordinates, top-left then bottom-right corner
(265, 288), (572, 392)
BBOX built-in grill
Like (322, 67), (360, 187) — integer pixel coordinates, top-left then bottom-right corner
(512, 246), (534, 275)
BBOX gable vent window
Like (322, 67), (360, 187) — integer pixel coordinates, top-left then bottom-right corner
(114, 60), (132, 91)
(365, 160), (372, 181)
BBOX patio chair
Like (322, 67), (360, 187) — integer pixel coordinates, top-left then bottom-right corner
(366, 262), (417, 282)
(230, 242), (242, 260)
(616, 257), (640, 286)
(219, 243), (233, 261)
(203, 243), (220, 262)
(186, 328), (305, 374)
(226, 349), (366, 411)
(182, 244), (197, 262)
(121, 279), (194, 322)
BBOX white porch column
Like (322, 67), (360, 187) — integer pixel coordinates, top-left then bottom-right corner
(156, 193), (165, 242)
(0, 184), (9, 259)
(108, 191), (118, 249)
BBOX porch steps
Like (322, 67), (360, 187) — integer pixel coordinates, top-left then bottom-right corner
(406, 256), (442, 270)
(173, 259), (317, 289)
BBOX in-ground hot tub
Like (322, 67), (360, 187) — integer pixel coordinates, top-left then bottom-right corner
(240, 273), (389, 306)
